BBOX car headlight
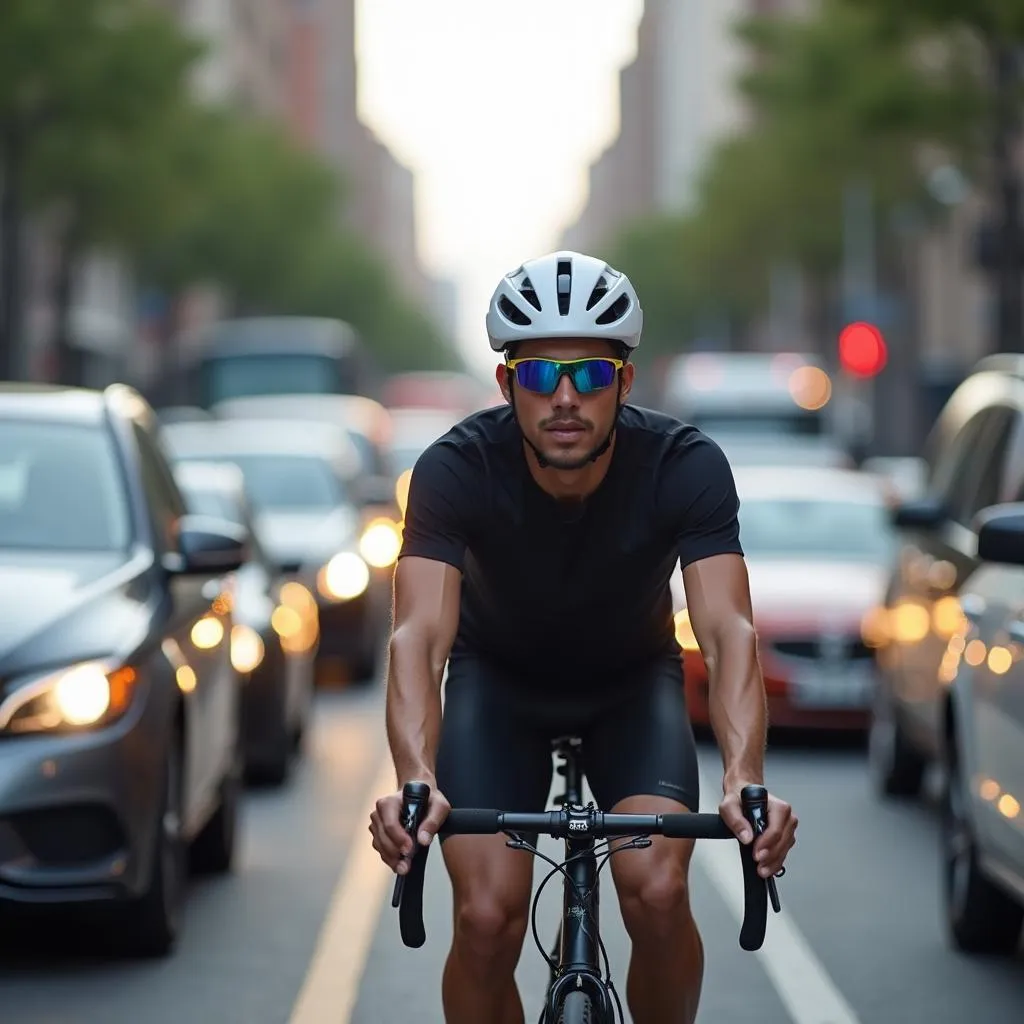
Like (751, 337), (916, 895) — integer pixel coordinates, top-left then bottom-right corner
(230, 624), (265, 674)
(317, 551), (370, 601)
(358, 517), (403, 569)
(673, 609), (701, 652)
(0, 661), (139, 735)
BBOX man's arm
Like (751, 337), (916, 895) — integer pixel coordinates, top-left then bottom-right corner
(683, 552), (796, 875)
(682, 553), (766, 789)
(386, 554), (462, 788)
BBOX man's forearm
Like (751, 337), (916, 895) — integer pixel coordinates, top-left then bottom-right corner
(705, 624), (767, 788)
(385, 637), (443, 786)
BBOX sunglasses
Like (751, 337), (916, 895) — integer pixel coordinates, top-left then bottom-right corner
(505, 357), (624, 395)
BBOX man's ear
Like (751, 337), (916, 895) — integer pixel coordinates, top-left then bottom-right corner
(495, 363), (513, 404)
(618, 361), (635, 401)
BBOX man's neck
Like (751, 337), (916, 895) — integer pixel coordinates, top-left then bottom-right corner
(523, 437), (616, 501)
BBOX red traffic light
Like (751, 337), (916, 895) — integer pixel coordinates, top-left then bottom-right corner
(838, 322), (887, 378)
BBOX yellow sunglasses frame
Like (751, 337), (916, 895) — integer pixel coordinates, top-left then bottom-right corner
(504, 357), (625, 393)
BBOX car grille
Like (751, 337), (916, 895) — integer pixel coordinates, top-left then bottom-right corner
(770, 636), (873, 661)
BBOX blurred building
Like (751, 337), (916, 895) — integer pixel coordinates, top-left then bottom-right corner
(283, 0), (432, 308)
(170, 0), (289, 116)
(562, 0), (771, 253)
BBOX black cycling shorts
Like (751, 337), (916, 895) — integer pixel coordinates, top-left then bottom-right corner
(436, 652), (701, 845)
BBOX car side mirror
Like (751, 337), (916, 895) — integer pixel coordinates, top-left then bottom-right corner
(890, 495), (945, 530)
(976, 503), (1024, 566)
(352, 474), (396, 508)
(164, 514), (248, 575)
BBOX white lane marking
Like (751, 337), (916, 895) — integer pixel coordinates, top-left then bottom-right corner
(694, 766), (861, 1024)
(288, 752), (396, 1024)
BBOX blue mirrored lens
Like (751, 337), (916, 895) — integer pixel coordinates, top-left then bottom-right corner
(514, 359), (617, 394)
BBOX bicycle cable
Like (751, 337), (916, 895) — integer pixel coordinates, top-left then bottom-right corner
(505, 830), (654, 1024)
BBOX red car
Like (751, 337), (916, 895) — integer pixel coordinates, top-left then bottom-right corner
(671, 466), (896, 732)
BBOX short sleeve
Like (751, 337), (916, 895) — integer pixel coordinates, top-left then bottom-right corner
(661, 434), (743, 569)
(398, 440), (476, 572)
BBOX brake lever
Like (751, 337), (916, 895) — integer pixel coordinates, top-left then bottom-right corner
(741, 785), (783, 914)
(391, 781), (431, 908)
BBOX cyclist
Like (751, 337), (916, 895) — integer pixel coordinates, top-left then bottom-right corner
(370, 250), (798, 1024)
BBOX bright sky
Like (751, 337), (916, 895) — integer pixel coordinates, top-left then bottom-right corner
(355, 0), (645, 379)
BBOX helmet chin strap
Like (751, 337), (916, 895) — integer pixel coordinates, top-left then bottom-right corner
(507, 369), (623, 471)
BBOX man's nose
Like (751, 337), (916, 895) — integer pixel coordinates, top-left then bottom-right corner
(551, 372), (579, 407)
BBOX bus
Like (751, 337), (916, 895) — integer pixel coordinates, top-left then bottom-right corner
(156, 316), (377, 410)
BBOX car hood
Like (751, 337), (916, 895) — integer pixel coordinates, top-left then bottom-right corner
(253, 507), (359, 566)
(673, 558), (888, 633)
(0, 549), (143, 675)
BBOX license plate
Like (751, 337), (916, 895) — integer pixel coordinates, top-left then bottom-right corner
(789, 664), (873, 709)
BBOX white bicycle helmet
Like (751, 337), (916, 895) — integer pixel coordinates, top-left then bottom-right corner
(486, 251), (643, 353)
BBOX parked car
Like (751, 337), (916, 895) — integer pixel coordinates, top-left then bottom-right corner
(872, 356), (1024, 798)
(172, 460), (317, 784)
(940, 501), (1024, 955)
(0, 383), (245, 955)
(671, 465), (896, 732)
(159, 418), (389, 684)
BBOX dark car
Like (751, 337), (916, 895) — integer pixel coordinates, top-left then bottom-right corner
(159, 418), (390, 684)
(872, 355), (1024, 798)
(172, 460), (317, 784)
(0, 383), (245, 956)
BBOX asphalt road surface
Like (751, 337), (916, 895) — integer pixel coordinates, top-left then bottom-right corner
(2, 685), (1023, 1023)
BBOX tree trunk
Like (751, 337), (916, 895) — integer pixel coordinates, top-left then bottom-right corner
(52, 226), (81, 386)
(0, 126), (24, 380)
(990, 37), (1023, 352)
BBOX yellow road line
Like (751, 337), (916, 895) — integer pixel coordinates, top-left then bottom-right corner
(288, 752), (396, 1024)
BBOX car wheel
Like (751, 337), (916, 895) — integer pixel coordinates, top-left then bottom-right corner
(124, 741), (186, 957)
(190, 749), (242, 874)
(943, 744), (1024, 954)
(246, 684), (292, 786)
(868, 683), (925, 797)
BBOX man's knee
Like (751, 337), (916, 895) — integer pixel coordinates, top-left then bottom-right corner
(618, 855), (693, 931)
(445, 836), (532, 966)
(453, 891), (528, 961)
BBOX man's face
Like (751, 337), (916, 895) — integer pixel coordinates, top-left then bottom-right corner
(495, 338), (634, 471)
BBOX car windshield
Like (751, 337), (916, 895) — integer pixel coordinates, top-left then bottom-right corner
(0, 420), (130, 551)
(200, 354), (353, 405)
(183, 453), (344, 512)
(694, 411), (823, 438)
(738, 496), (894, 563)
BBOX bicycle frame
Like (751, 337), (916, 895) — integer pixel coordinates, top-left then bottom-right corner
(541, 736), (616, 1023)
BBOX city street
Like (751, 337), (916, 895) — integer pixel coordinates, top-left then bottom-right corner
(2, 686), (1023, 1024)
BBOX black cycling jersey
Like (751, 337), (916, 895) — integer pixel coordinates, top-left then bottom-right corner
(398, 403), (743, 687)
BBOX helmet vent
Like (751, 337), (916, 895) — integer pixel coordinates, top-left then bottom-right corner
(586, 276), (609, 310)
(595, 294), (631, 325)
(498, 296), (532, 326)
(556, 259), (572, 316)
(519, 277), (542, 311)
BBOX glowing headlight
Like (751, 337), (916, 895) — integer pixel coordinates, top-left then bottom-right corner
(359, 518), (402, 568)
(317, 552), (370, 601)
(231, 624), (265, 673)
(0, 661), (138, 734)
(674, 609), (701, 652)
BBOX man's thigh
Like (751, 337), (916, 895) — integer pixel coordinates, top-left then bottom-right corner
(436, 654), (555, 849)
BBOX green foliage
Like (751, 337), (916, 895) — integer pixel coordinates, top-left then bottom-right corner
(0, 0), (459, 376)
(603, 0), (987, 353)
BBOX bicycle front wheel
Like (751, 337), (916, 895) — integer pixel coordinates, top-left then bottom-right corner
(556, 990), (593, 1024)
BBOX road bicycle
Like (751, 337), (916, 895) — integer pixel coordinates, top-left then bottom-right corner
(392, 735), (782, 1023)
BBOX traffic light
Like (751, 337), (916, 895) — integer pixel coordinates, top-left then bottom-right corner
(838, 321), (887, 378)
